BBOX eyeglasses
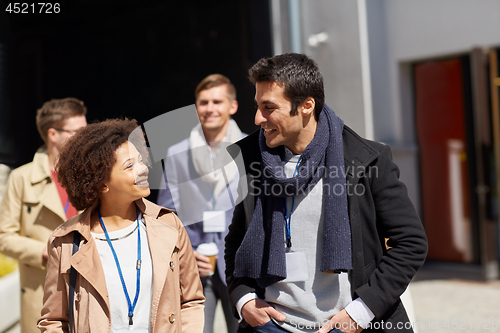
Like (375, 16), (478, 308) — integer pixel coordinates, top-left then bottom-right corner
(52, 128), (79, 135)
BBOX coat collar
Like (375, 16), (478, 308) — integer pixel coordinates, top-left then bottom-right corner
(26, 146), (68, 221)
(30, 146), (52, 185)
(52, 198), (173, 242)
(341, 125), (379, 184)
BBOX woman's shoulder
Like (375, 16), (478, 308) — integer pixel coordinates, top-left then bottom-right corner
(140, 198), (182, 229)
(51, 207), (94, 242)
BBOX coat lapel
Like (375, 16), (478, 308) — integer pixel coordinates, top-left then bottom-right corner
(228, 131), (261, 228)
(342, 126), (379, 289)
(39, 180), (67, 222)
(59, 206), (110, 310)
(69, 238), (110, 310)
(144, 215), (178, 320)
(31, 149), (67, 222)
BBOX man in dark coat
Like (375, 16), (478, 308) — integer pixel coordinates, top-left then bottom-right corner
(224, 53), (427, 333)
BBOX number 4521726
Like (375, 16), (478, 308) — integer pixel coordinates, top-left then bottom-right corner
(5, 3), (60, 14)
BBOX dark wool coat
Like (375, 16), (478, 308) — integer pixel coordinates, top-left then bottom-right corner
(224, 127), (428, 332)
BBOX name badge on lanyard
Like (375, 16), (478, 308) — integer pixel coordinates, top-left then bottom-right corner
(203, 211), (226, 233)
(283, 251), (309, 282)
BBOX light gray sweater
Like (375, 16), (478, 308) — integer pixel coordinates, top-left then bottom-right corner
(265, 154), (352, 333)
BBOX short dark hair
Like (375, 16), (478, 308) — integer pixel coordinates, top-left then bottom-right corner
(195, 74), (236, 101)
(36, 97), (87, 143)
(248, 53), (325, 119)
(56, 118), (146, 210)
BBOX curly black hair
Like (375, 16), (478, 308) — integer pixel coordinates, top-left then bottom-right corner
(56, 118), (147, 210)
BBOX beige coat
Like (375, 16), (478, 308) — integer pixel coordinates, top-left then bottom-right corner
(0, 148), (66, 333)
(38, 198), (205, 333)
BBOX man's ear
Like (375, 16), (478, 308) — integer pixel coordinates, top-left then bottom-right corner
(300, 97), (315, 117)
(230, 99), (238, 116)
(47, 128), (58, 145)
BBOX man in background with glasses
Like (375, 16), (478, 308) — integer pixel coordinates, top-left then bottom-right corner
(0, 98), (87, 333)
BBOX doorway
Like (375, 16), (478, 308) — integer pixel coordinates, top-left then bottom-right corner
(414, 56), (475, 263)
(414, 49), (500, 279)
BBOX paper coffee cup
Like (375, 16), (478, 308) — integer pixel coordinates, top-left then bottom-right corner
(197, 243), (218, 276)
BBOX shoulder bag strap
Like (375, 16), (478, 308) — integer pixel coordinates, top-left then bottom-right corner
(69, 232), (80, 333)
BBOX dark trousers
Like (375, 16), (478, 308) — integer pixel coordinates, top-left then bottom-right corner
(202, 268), (239, 333)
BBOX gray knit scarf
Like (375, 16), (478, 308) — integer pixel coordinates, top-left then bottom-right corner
(234, 104), (352, 288)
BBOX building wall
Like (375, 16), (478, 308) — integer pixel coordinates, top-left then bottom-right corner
(300, 0), (366, 138)
(372, 0), (500, 144)
(282, 0), (500, 215)
(367, 0), (500, 213)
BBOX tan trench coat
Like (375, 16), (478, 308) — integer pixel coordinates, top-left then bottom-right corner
(0, 148), (66, 333)
(38, 198), (205, 333)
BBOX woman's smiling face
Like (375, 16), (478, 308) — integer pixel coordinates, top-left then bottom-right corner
(103, 141), (150, 202)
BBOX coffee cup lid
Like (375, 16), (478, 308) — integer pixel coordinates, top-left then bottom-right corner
(197, 242), (219, 256)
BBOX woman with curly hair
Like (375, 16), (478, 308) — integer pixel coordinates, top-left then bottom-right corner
(38, 118), (205, 333)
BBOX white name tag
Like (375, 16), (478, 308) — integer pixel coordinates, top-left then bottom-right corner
(203, 211), (226, 233)
(282, 251), (309, 282)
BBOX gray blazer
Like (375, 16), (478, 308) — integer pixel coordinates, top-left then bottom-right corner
(157, 137), (243, 281)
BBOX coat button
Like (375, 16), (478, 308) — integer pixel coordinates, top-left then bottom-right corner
(169, 313), (175, 323)
(170, 261), (175, 270)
